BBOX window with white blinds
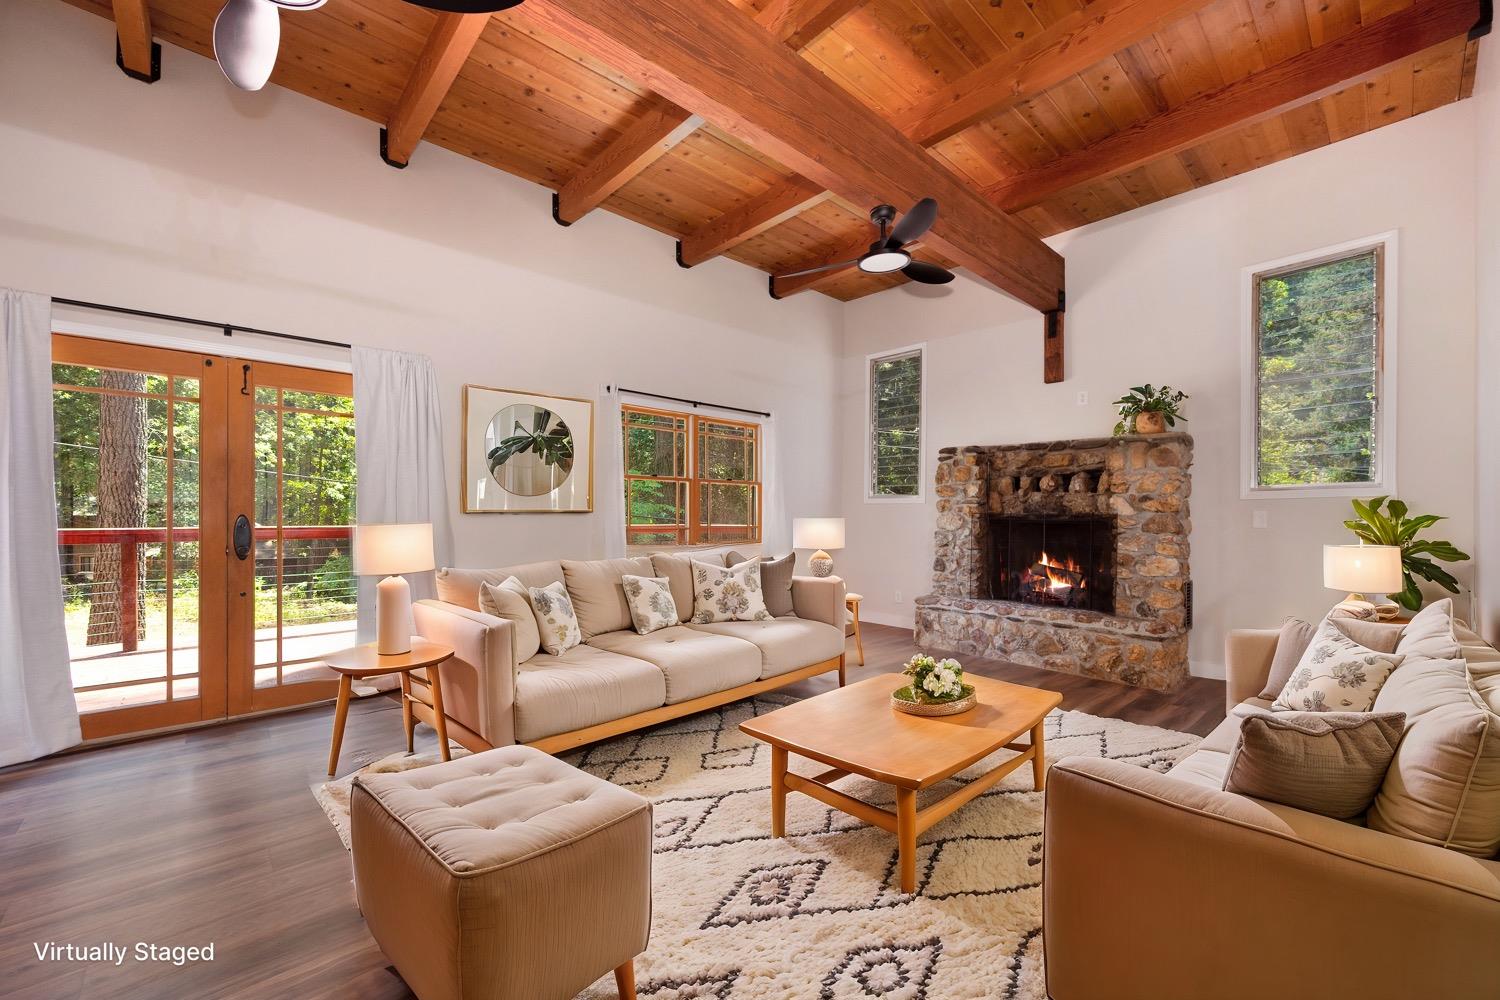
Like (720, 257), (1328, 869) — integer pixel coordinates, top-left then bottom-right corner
(868, 346), (924, 500)
(1246, 237), (1394, 496)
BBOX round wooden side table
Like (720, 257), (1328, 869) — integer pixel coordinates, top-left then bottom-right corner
(324, 640), (455, 777)
(845, 593), (865, 666)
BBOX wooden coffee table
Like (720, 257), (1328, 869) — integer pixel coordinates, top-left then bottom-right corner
(739, 672), (1063, 893)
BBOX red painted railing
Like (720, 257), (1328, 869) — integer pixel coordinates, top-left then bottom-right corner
(57, 525), (352, 653)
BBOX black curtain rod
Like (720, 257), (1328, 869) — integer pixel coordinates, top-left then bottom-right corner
(611, 386), (770, 419)
(52, 297), (353, 350)
(609, 380), (774, 416)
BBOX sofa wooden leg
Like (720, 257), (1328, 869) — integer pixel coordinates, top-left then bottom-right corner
(614, 958), (636, 998)
(838, 654), (846, 687)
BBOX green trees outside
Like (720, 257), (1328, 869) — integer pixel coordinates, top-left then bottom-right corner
(871, 350), (922, 497)
(622, 410), (756, 545)
(1256, 251), (1381, 486)
(53, 367), (356, 649)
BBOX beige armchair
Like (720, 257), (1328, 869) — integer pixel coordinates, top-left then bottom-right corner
(1041, 625), (1500, 1000)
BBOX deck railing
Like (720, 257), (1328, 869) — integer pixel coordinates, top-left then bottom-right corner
(57, 525), (353, 653)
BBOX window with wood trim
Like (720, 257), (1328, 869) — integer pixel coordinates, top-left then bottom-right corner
(622, 405), (760, 546)
(868, 346), (924, 500)
(1247, 237), (1394, 496)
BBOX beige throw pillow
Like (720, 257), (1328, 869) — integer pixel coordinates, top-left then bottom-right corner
(478, 576), (543, 662)
(1258, 618), (1317, 701)
(1271, 621), (1404, 712)
(690, 559), (771, 623)
(528, 580), (581, 655)
(1368, 653), (1500, 857)
(1224, 710), (1406, 819)
(622, 575), (678, 635)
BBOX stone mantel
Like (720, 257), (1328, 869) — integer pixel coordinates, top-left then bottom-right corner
(916, 433), (1193, 691)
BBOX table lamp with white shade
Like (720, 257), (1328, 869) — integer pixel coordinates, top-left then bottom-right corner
(355, 522), (435, 655)
(793, 516), (845, 578)
(1323, 543), (1403, 618)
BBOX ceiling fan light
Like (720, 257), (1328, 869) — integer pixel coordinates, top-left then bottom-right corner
(213, 0), (281, 92)
(401, 0), (525, 11)
(265, 0), (327, 8)
(858, 248), (912, 274)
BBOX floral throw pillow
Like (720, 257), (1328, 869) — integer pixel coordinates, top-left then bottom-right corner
(1271, 621), (1405, 713)
(622, 575), (678, 635)
(690, 559), (771, 624)
(528, 580), (581, 655)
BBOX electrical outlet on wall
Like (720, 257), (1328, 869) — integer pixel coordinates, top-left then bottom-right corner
(894, 589), (904, 603)
(1076, 391), (1089, 406)
(1252, 510), (1269, 529)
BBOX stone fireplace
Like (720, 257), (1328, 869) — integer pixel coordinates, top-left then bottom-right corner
(915, 433), (1193, 691)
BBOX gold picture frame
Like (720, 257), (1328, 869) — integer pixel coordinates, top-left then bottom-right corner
(461, 385), (595, 513)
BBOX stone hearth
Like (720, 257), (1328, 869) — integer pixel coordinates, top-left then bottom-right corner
(915, 433), (1193, 691)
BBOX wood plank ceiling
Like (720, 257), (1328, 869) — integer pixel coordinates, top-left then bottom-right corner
(64, 0), (1485, 303)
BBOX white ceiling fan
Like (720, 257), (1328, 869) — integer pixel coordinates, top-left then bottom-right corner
(212, 0), (326, 92)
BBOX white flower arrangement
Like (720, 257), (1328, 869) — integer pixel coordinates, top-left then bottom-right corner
(899, 653), (971, 704)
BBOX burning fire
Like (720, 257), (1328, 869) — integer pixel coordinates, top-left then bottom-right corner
(1022, 551), (1087, 600)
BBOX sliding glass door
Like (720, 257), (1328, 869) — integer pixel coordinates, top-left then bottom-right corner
(52, 334), (354, 739)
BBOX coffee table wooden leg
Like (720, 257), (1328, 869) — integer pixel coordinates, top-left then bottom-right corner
(327, 674), (353, 777)
(427, 665), (451, 762)
(399, 672), (414, 754)
(896, 786), (918, 893)
(770, 745), (788, 837)
(1031, 719), (1047, 791)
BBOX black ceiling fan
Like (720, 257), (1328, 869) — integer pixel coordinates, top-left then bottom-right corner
(775, 198), (955, 287)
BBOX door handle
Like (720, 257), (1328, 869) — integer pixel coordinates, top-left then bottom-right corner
(234, 514), (252, 561)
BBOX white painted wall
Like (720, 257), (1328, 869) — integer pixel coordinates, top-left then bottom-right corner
(1476, 40), (1500, 643)
(837, 102), (1480, 677)
(0, 0), (841, 569)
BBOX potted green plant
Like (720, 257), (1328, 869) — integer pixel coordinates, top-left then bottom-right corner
(1344, 496), (1470, 612)
(1112, 384), (1188, 435)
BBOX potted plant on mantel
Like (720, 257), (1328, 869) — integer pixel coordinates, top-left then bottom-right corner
(1112, 384), (1188, 436)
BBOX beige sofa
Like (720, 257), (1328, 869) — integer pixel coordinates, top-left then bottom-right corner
(408, 552), (847, 755)
(1042, 616), (1500, 1000)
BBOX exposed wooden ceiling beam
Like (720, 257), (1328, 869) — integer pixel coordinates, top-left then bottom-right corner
(553, 97), (704, 225)
(988, 0), (1484, 213)
(381, 13), (491, 168)
(770, 233), (925, 299)
(757, 0), (865, 48)
(552, 0), (859, 226)
(522, 0), (1065, 311)
(111, 0), (158, 83)
(677, 178), (829, 268)
(891, 0), (1216, 147)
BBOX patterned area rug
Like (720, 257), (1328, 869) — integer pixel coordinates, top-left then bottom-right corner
(315, 695), (1199, 1000)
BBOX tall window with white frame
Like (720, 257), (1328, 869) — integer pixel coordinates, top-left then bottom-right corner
(1245, 236), (1395, 497)
(868, 346), (924, 500)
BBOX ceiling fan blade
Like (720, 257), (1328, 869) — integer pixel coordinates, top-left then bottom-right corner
(890, 197), (938, 246)
(776, 258), (859, 280)
(902, 259), (955, 285)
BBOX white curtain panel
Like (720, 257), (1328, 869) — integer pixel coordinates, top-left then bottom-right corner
(352, 347), (454, 658)
(761, 414), (790, 555)
(0, 289), (82, 766)
(598, 384), (626, 558)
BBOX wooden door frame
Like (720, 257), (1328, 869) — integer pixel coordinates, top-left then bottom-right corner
(225, 360), (351, 716)
(52, 334), (230, 741)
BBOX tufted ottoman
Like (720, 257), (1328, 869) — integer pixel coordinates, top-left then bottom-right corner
(350, 745), (652, 1000)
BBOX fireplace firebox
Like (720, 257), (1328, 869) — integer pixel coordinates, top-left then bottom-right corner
(990, 515), (1115, 613)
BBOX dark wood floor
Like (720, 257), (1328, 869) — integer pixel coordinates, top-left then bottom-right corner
(0, 624), (1223, 1000)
